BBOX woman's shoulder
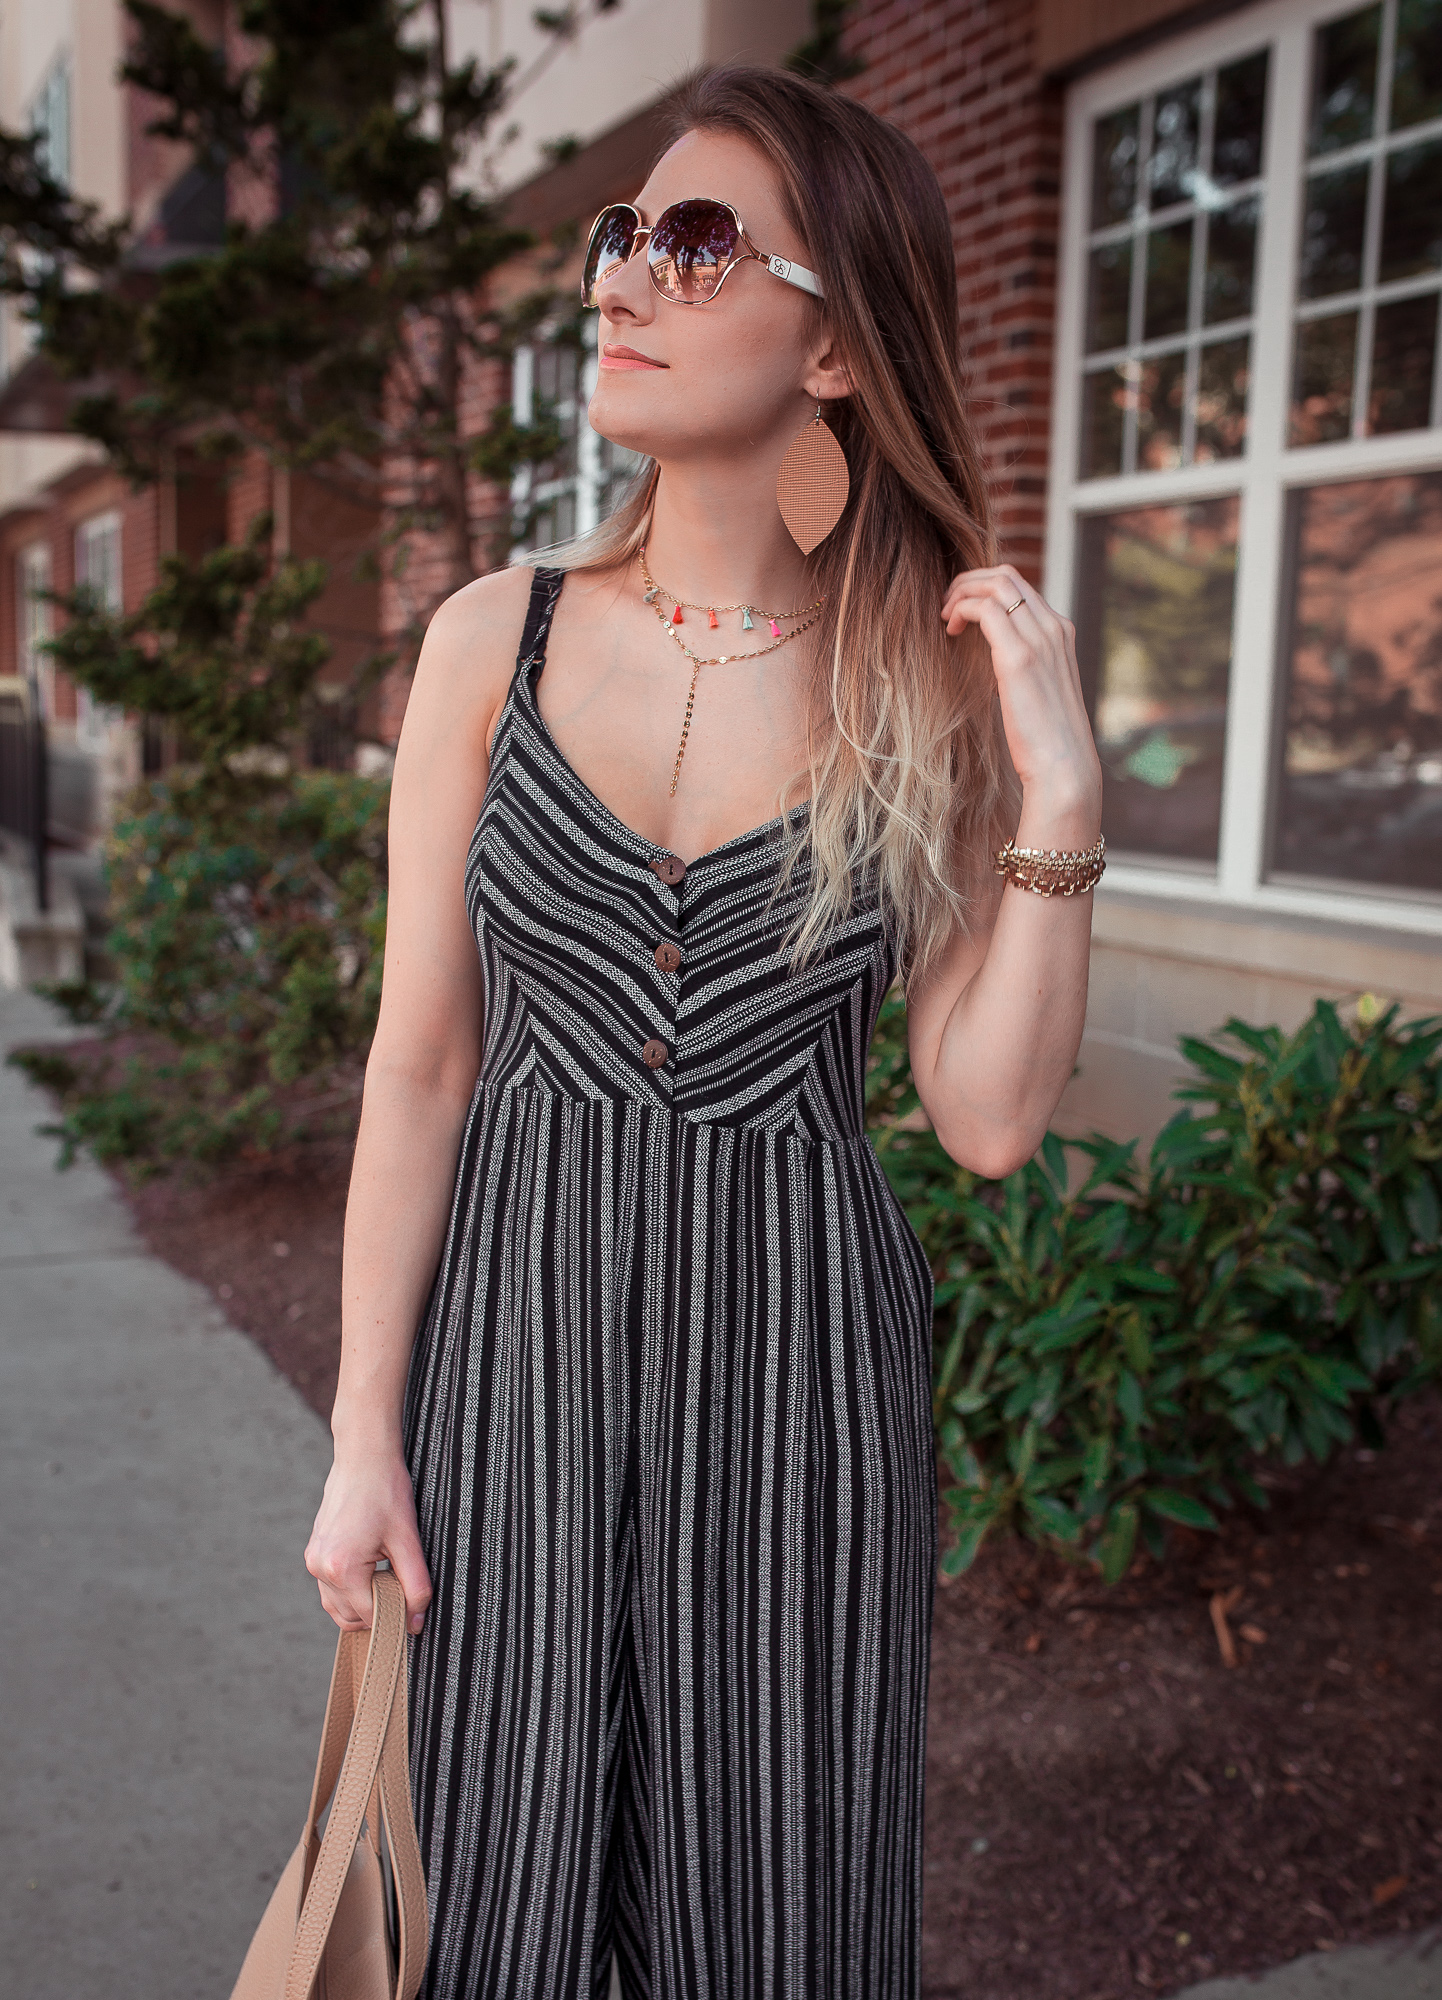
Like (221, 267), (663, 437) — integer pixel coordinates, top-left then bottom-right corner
(423, 562), (546, 661)
(400, 565), (547, 764)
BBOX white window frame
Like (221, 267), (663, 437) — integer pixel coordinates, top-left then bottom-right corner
(509, 320), (596, 560)
(30, 53), (71, 188)
(74, 509), (123, 752)
(1048, 0), (1442, 940)
(17, 542), (53, 719)
(508, 316), (645, 559)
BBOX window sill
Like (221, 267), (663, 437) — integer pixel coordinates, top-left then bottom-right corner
(1091, 879), (1442, 1004)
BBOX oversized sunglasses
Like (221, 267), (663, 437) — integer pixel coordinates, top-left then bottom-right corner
(581, 198), (824, 308)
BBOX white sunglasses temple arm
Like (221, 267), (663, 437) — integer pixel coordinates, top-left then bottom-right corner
(764, 254), (824, 299)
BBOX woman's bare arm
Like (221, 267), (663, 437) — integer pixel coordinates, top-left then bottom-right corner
(304, 564), (533, 1633)
(905, 564), (1103, 1179)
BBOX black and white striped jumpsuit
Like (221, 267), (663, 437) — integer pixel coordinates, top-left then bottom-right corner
(402, 567), (938, 1999)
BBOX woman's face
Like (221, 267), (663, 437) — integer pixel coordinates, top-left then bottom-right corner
(585, 128), (825, 467)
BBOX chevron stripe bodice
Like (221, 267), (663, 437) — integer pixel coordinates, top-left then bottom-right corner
(468, 569), (895, 1141)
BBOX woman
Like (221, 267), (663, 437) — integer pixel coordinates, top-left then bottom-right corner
(305, 62), (1102, 2000)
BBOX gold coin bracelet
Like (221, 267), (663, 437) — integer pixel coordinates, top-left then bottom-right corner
(995, 833), (1106, 897)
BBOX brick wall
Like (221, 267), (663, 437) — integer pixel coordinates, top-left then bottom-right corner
(841, 0), (1060, 583)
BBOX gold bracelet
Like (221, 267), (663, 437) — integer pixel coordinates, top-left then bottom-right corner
(995, 833), (1106, 897)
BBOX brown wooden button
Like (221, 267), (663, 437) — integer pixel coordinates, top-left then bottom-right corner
(641, 1038), (669, 1069)
(653, 941), (682, 973)
(649, 853), (686, 886)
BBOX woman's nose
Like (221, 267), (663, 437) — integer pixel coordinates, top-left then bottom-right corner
(597, 239), (655, 323)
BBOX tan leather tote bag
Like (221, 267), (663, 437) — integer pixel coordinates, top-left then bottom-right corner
(230, 1566), (429, 2000)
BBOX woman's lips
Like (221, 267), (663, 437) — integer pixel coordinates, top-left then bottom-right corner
(599, 345), (666, 371)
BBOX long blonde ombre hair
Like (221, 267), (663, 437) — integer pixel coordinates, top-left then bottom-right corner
(537, 63), (1017, 985)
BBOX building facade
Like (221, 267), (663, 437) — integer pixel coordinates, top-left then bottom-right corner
(499, 0), (1442, 1142)
(0, 0), (1438, 1141)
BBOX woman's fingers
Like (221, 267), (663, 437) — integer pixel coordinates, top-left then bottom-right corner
(311, 1557), (378, 1632)
(386, 1532), (434, 1636)
(943, 566), (1060, 634)
(304, 1453), (433, 1636)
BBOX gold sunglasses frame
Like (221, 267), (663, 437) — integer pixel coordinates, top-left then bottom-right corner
(581, 198), (825, 308)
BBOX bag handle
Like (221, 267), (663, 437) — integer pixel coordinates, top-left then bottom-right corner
(284, 1568), (428, 2000)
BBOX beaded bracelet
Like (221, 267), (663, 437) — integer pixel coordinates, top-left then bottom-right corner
(995, 833), (1106, 897)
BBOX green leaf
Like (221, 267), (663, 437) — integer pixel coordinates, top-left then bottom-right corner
(1028, 1301), (1102, 1353)
(1023, 1494), (1082, 1543)
(1114, 1263), (1181, 1295)
(942, 1517), (994, 1575)
(1142, 1488), (1219, 1531)
(1117, 1369), (1146, 1430)
(1404, 1175), (1440, 1246)
(1095, 1500), (1139, 1584)
(1082, 1431), (1112, 1491)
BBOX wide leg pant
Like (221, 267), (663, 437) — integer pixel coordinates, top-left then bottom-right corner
(402, 1084), (938, 1999)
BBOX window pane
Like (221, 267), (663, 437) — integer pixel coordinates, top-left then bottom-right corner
(1204, 197), (1259, 324)
(1390, 0), (1442, 132)
(1379, 138), (1442, 282)
(1308, 4), (1381, 156)
(1092, 105), (1140, 227)
(1076, 498), (1239, 864)
(1368, 293), (1439, 432)
(1213, 49), (1269, 186)
(1149, 78), (1201, 208)
(1144, 219), (1193, 339)
(1085, 239), (1132, 352)
(1079, 367), (1128, 477)
(1195, 337), (1250, 459)
(1135, 348), (1187, 468)
(1298, 163), (1369, 298)
(1290, 312), (1358, 443)
(1271, 471), (1442, 893)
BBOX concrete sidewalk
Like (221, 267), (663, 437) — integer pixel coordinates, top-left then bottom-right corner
(0, 984), (1436, 1999)
(0, 988), (337, 1997)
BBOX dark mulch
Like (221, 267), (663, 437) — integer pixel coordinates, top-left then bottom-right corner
(919, 1392), (1442, 1997)
(21, 1064), (1441, 1999)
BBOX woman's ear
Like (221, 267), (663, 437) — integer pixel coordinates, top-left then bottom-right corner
(809, 337), (854, 408)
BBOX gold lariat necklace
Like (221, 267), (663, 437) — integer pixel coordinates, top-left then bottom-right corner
(638, 546), (824, 794)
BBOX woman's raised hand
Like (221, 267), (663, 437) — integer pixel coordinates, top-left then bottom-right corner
(304, 1445), (433, 1635)
(942, 563), (1102, 836)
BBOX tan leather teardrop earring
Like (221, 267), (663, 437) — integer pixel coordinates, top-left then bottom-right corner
(776, 399), (850, 556)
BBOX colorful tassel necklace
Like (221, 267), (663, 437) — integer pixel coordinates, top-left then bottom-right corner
(638, 546), (825, 795)
(639, 555), (823, 639)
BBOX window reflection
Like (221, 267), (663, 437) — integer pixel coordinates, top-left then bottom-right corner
(1081, 53), (1266, 479)
(1369, 294), (1440, 432)
(1379, 139), (1442, 282)
(1291, 312), (1358, 443)
(1292, 3), (1442, 447)
(1214, 51), (1270, 183)
(1271, 471), (1442, 894)
(1308, 4), (1381, 155)
(1298, 164), (1368, 299)
(1390, 0), (1442, 130)
(1149, 81), (1201, 208)
(1204, 198), (1259, 323)
(1076, 499), (1239, 864)
(1092, 106), (1140, 227)
(1086, 239), (1132, 351)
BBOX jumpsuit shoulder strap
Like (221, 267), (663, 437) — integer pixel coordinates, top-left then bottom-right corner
(514, 565), (566, 682)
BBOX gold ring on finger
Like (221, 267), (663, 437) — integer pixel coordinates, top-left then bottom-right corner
(1004, 595), (1025, 615)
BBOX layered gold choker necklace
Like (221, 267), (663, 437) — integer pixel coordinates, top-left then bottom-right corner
(638, 546), (824, 795)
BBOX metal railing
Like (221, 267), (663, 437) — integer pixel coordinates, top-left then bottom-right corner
(0, 697), (49, 911)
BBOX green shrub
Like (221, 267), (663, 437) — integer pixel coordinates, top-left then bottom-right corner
(11, 766), (388, 1173)
(867, 992), (1442, 1583)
